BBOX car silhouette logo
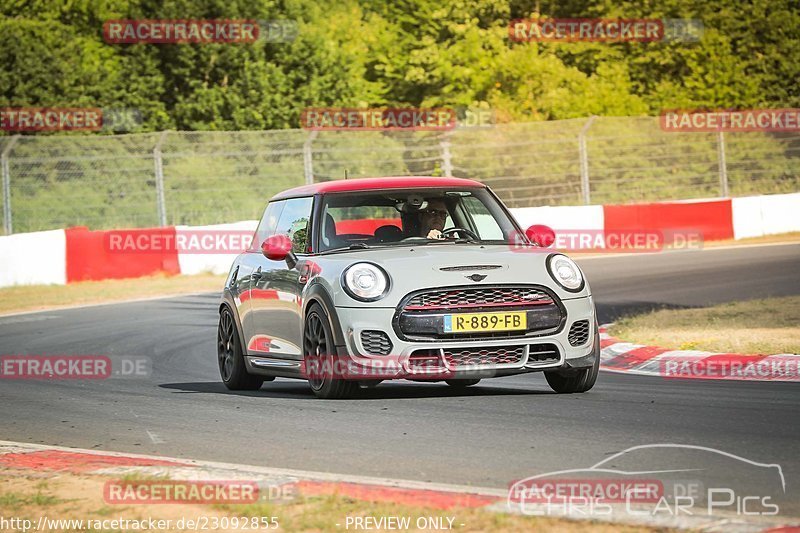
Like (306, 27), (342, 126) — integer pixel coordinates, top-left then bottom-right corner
(465, 273), (487, 282)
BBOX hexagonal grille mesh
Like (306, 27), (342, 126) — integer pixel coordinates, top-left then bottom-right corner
(568, 320), (591, 346)
(443, 345), (526, 367)
(360, 330), (393, 355)
(405, 287), (552, 310)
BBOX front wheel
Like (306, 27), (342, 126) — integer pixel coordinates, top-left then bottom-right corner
(303, 303), (358, 399)
(545, 323), (600, 393)
(217, 307), (264, 391)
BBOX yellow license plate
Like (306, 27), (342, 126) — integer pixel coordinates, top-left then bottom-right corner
(443, 311), (527, 333)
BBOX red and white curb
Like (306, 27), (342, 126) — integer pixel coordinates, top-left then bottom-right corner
(599, 325), (800, 382)
(1, 441), (797, 532)
(0, 440), (502, 510)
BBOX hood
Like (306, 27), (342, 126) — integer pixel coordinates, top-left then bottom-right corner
(309, 244), (591, 308)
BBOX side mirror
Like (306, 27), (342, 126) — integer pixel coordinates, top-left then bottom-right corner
(261, 234), (293, 261)
(525, 224), (556, 248)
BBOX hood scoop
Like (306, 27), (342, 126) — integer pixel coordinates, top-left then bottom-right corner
(439, 265), (503, 272)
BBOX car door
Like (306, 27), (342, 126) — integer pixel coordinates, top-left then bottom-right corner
(242, 196), (314, 360)
(236, 200), (284, 352)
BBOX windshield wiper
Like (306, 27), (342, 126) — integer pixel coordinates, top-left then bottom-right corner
(347, 242), (371, 249)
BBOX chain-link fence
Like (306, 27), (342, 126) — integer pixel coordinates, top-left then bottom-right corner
(2, 117), (799, 234)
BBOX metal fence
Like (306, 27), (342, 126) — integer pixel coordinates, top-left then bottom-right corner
(2, 117), (799, 234)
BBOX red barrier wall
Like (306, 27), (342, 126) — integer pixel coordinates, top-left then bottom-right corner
(603, 199), (734, 242)
(65, 226), (180, 283)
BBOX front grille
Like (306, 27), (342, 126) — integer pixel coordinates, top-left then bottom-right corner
(396, 285), (566, 341)
(568, 320), (591, 346)
(405, 286), (552, 310)
(360, 330), (393, 355)
(443, 345), (526, 367)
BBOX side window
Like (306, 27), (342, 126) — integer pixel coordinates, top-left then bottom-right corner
(251, 201), (285, 251)
(274, 197), (314, 254)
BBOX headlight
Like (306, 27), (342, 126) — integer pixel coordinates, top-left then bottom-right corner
(546, 254), (584, 292)
(342, 262), (389, 301)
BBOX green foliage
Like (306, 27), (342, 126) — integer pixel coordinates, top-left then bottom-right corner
(2, 0), (798, 130)
(1, 0), (798, 232)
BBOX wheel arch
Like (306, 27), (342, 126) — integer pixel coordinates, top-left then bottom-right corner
(303, 282), (347, 349)
(219, 289), (248, 355)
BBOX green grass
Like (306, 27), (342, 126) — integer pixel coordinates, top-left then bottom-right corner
(0, 491), (65, 506)
(215, 492), (662, 533)
(610, 296), (800, 354)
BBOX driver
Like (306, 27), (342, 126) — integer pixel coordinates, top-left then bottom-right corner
(419, 198), (448, 239)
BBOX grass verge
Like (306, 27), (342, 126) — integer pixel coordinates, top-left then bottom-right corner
(703, 231), (800, 248)
(0, 470), (666, 532)
(610, 295), (800, 354)
(0, 273), (226, 316)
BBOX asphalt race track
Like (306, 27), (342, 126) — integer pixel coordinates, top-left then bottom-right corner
(1, 243), (799, 515)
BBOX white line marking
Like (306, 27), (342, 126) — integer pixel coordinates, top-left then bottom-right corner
(146, 430), (165, 444)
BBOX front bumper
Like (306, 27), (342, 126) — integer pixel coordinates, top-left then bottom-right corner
(334, 296), (596, 380)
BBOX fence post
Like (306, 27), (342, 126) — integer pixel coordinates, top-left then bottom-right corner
(717, 130), (729, 197)
(578, 116), (596, 205)
(440, 133), (453, 177)
(303, 131), (317, 185)
(1, 135), (21, 235)
(153, 131), (168, 227)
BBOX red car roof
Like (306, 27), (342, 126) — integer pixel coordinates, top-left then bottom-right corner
(270, 176), (484, 200)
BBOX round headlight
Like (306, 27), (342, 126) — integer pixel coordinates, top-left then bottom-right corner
(546, 254), (584, 292)
(342, 263), (389, 301)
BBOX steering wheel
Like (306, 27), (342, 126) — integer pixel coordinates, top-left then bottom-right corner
(442, 227), (480, 241)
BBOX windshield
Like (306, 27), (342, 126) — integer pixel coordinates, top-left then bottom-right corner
(317, 188), (517, 252)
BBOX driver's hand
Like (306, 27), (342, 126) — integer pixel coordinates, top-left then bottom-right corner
(426, 229), (444, 240)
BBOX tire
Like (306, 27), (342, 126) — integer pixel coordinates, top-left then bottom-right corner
(217, 307), (264, 391)
(445, 379), (481, 388)
(545, 322), (600, 394)
(303, 303), (358, 400)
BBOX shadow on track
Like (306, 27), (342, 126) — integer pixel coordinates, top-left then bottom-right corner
(159, 380), (553, 400)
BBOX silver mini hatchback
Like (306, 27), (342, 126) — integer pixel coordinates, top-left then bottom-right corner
(218, 177), (598, 398)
